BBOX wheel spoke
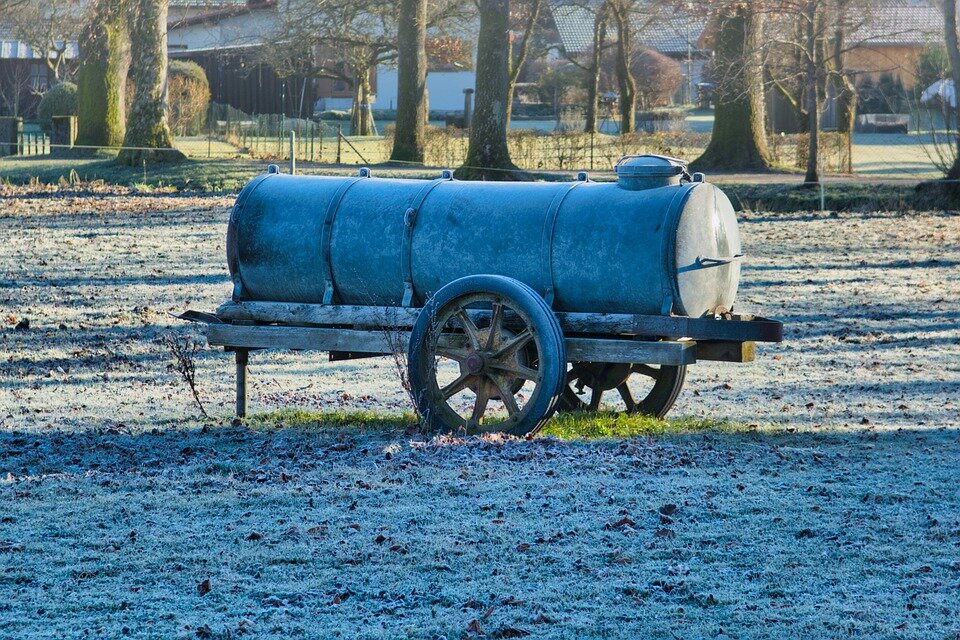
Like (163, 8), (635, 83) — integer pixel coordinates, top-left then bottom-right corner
(455, 309), (483, 351)
(488, 361), (539, 381)
(633, 364), (661, 379)
(435, 345), (472, 362)
(441, 371), (473, 399)
(617, 382), (637, 412)
(486, 301), (504, 350)
(470, 380), (490, 425)
(492, 329), (533, 358)
(490, 375), (521, 416)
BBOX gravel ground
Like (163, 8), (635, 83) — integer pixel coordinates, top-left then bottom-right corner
(1, 186), (959, 639)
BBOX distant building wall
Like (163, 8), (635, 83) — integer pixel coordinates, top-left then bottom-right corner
(845, 45), (924, 90)
(372, 67), (476, 112)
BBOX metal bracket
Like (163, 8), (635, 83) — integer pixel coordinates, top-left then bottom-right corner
(319, 174), (370, 305)
(539, 178), (588, 307)
(401, 171), (452, 307)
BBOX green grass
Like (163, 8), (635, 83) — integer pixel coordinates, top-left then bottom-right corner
(238, 408), (748, 441)
(541, 412), (745, 440)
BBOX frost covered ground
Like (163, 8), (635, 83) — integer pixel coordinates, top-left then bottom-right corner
(1, 186), (959, 639)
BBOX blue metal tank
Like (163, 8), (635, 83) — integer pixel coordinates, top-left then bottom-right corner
(226, 155), (742, 318)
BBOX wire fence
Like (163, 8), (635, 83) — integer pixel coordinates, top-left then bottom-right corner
(3, 103), (958, 182)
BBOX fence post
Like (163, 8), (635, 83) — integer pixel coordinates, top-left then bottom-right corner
(289, 130), (296, 175)
(336, 124), (342, 164)
(3, 118), (20, 156)
(319, 121), (324, 162)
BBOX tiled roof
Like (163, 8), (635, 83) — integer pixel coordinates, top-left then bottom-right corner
(850, 0), (942, 46)
(551, 0), (942, 56)
(549, 1), (706, 56)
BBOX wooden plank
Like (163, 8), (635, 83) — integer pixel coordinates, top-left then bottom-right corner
(695, 341), (756, 363)
(215, 300), (781, 343)
(206, 324), (407, 354)
(564, 338), (696, 365)
(207, 323), (698, 366)
(216, 301), (419, 328)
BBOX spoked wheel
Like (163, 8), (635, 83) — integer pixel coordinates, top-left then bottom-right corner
(408, 275), (566, 436)
(559, 361), (686, 419)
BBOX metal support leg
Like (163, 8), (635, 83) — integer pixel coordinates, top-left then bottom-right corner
(235, 349), (248, 418)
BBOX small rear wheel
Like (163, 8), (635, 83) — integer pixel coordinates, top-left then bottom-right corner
(559, 362), (686, 418)
(408, 275), (566, 436)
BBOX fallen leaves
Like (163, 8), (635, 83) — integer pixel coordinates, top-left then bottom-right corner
(197, 579), (211, 596)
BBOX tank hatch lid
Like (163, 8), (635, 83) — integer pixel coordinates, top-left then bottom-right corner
(615, 154), (687, 178)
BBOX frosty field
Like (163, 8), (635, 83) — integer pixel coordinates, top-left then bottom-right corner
(1, 186), (959, 638)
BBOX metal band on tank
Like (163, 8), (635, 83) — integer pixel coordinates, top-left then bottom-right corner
(228, 172), (277, 301)
(661, 183), (699, 316)
(401, 170), (453, 307)
(320, 169), (371, 305)
(539, 172), (590, 307)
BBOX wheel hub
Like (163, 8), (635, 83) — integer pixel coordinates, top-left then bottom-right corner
(465, 352), (486, 374)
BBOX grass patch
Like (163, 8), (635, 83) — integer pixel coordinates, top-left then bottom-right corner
(542, 412), (746, 440)
(0, 156), (453, 192)
(721, 181), (923, 213)
(5, 155), (957, 212)
(245, 408), (746, 441)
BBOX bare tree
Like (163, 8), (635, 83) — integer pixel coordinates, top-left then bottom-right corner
(0, 0), (85, 82)
(943, 0), (960, 179)
(456, 0), (521, 179)
(585, 2), (611, 133)
(390, 0), (428, 162)
(271, 0), (399, 136)
(76, 0), (130, 149)
(117, 0), (185, 164)
(506, 0), (546, 125)
(766, 0), (904, 181)
(692, 2), (772, 171)
(610, 0), (637, 133)
(0, 63), (33, 116)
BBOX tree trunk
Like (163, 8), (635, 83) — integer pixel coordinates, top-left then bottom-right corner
(456, 0), (522, 180)
(691, 4), (771, 172)
(505, 0), (543, 126)
(584, 3), (608, 134)
(349, 62), (376, 137)
(832, 2), (856, 174)
(612, 0), (635, 134)
(76, 0), (129, 150)
(390, 0), (427, 162)
(803, 0), (820, 184)
(944, 0), (960, 179)
(117, 0), (184, 165)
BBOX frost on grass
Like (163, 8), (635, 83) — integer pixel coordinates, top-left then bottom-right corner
(1, 189), (959, 638)
(2, 424), (960, 639)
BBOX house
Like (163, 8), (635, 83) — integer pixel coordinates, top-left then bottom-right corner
(546, 1), (710, 105)
(845, 0), (942, 91)
(0, 29), (77, 117)
(166, 0), (324, 117)
(371, 37), (476, 113)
